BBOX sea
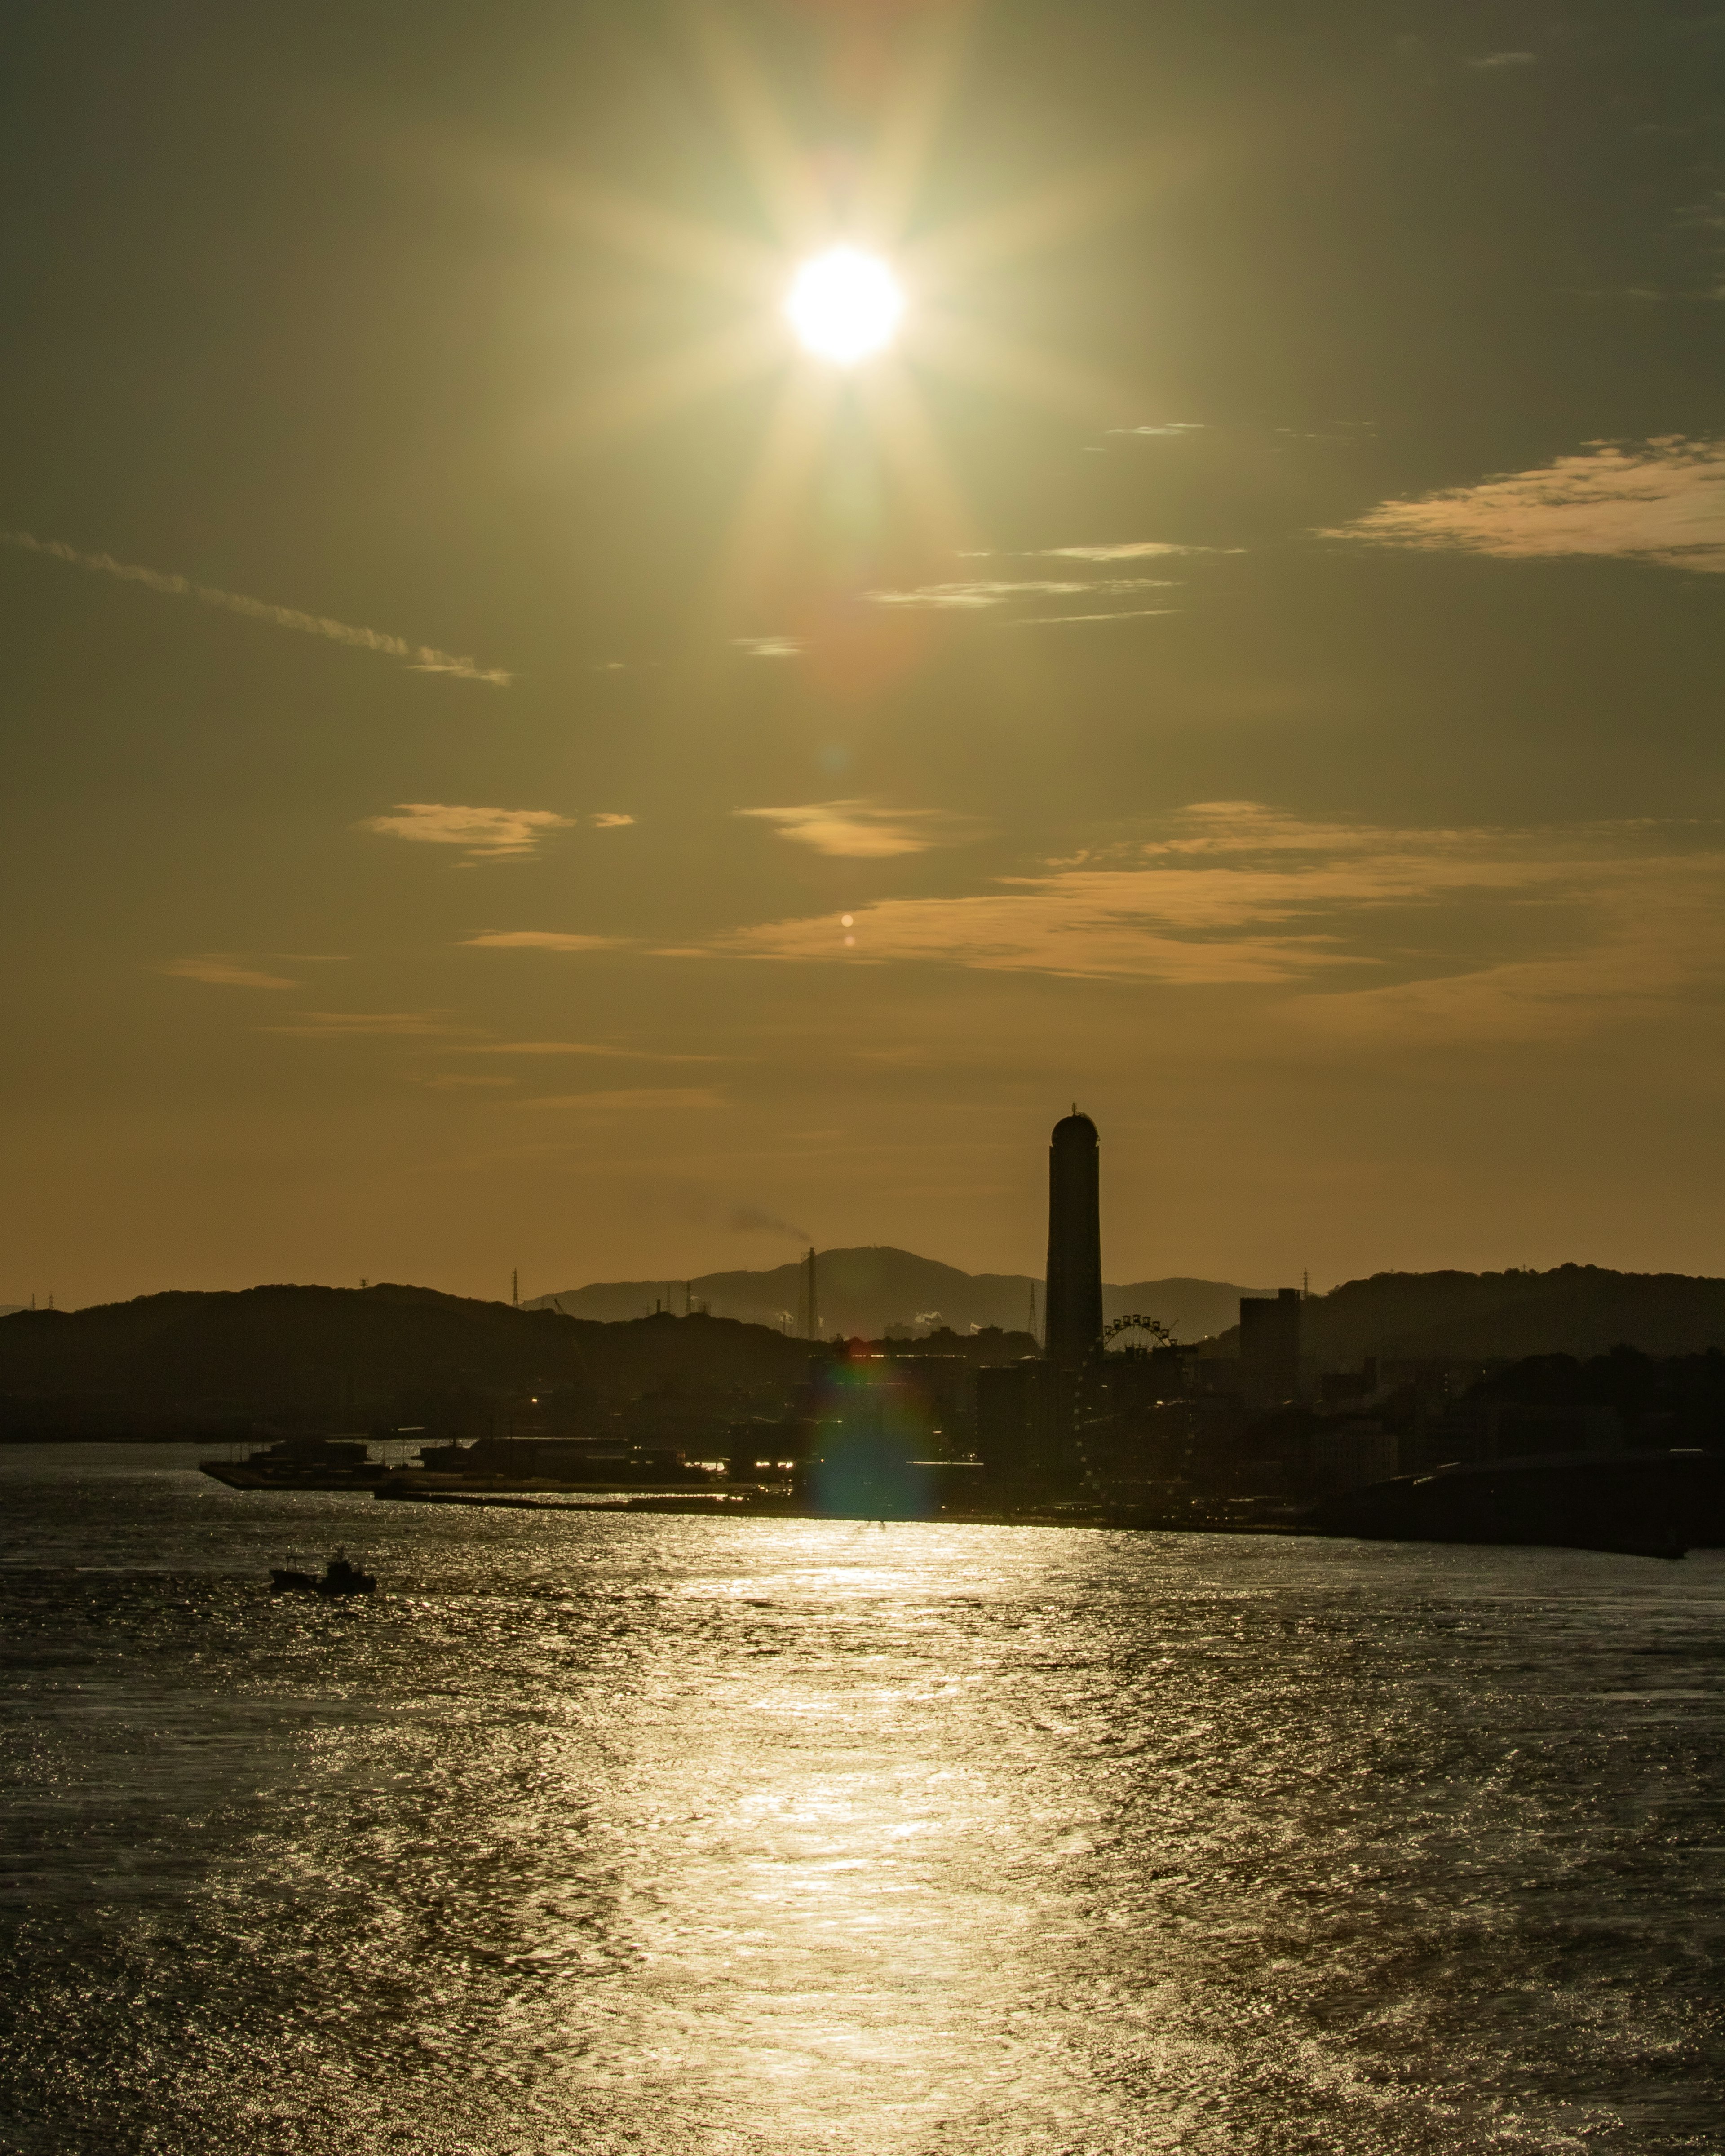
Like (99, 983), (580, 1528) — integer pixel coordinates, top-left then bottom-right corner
(2, 1444), (1722, 2155)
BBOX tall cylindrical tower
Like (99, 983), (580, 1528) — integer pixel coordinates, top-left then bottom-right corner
(1044, 1111), (1102, 1368)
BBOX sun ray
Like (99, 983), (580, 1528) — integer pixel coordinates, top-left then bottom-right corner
(562, 315), (787, 447)
(708, 363), (847, 615)
(691, 5), (832, 254)
(423, 132), (779, 299)
(852, 3), (982, 244)
(853, 360), (974, 564)
(904, 146), (1175, 285)
(909, 305), (1128, 427)
(547, 174), (779, 299)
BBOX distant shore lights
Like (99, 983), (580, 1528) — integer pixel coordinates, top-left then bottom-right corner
(785, 248), (905, 365)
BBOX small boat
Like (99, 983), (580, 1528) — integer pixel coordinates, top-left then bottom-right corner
(270, 1551), (376, 1597)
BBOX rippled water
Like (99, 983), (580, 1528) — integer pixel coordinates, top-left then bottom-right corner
(2, 1446), (1722, 2153)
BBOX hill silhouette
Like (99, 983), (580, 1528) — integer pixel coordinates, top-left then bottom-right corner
(0, 1283), (814, 1431)
(1210, 1265), (1725, 1365)
(0, 1281), (1039, 1437)
(11, 1264), (1725, 1438)
(528, 1246), (1263, 1342)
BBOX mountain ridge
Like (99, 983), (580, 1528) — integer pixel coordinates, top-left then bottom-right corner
(526, 1247), (1267, 1342)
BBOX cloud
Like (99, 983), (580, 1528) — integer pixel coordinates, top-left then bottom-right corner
(709, 801), (1725, 1043)
(1468, 50), (1536, 68)
(459, 931), (627, 951)
(1001, 607), (1180, 627)
(733, 636), (802, 658)
(1327, 436), (1725, 572)
(449, 1041), (723, 1061)
(360, 804), (575, 860)
(161, 954), (297, 990)
(1036, 541), (1205, 561)
(735, 800), (983, 859)
(866, 577), (1170, 610)
(1106, 423), (1206, 437)
(589, 812), (636, 828)
(0, 530), (512, 684)
(868, 579), (1088, 610)
(259, 1011), (480, 1037)
(514, 1087), (727, 1111)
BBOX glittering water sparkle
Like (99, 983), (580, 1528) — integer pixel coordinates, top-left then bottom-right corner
(3, 1446), (1723, 2153)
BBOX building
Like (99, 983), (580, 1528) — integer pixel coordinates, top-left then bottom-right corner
(973, 1109), (1105, 1493)
(1044, 1111), (1103, 1369)
(726, 1417), (812, 1484)
(1239, 1287), (1302, 1406)
(1310, 1422), (1399, 1491)
(974, 1361), (1062, 1488)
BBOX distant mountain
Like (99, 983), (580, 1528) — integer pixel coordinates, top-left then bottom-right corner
(1216, 1265), (1725, 1367)
(527, 1247), (1265, 1343)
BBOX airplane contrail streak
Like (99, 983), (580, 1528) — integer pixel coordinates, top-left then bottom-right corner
(0, 529), (513, 685)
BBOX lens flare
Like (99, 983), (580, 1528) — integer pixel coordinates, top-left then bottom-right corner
(785, 248), (905, 365)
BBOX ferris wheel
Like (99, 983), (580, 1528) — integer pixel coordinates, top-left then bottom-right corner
(1099, 1313), (1178, 1354)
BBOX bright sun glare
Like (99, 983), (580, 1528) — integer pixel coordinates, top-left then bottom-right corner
(784, 247), (905, 365)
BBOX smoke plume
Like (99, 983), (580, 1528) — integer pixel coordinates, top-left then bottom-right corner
(0, 530), (513, 685)
(728, 1205), (812, 1243)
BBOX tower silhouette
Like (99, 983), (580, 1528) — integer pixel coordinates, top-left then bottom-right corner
(1044, 1110), (1102, 1367)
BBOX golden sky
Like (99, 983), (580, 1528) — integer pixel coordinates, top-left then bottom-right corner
(5, 0), (1725, 1306)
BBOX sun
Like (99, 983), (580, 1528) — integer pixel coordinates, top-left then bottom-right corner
(784, 247), (905, 366)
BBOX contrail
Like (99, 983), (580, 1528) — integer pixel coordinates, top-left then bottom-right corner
(0, 530), (513, 685)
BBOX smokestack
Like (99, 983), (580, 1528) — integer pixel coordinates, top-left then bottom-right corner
(803, 1246), (819, 1341)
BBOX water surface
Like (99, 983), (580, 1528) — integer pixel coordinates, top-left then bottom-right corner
(2, 1445), (1721, 2152)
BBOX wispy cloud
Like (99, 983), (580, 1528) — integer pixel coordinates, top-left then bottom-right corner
(589, 812), (636, 829)
(1036, 541), (1208, 561)
(866, 577), (1169, 610)
(710, 801), (1725, 1043)
(449, 1041), (723, 1061)
(1001, 607), (1180, 627)
(460, 931), (626, 952)
(514, 1087), (727, 1111)
(0, 530), (513, 684)
(735, 800), (984, 859)
(359, 804), (575, 860)
(259, 1011), (481, 1037)
(1468, 50), (1536, 68)
(1327, 436), (1725, 571)
(1106, 423), (1206, 437)
(733, 635), (802, 658)
(161, 954), (297, 990)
